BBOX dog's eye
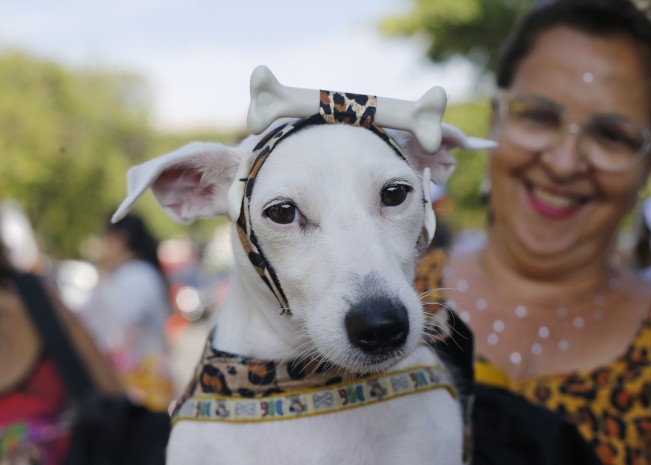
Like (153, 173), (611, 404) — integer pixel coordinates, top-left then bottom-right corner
(381, 184), (412, 207)
(265, 202), (298, 224)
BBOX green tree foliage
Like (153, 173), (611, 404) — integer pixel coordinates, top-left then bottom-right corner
(0, 51), (157, 257)
(381, 0), (534, 74)
(0, 49), (264, 260)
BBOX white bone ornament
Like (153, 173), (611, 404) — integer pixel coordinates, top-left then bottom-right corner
(247, 65), (448, 153)
(247, 66), (319, 135)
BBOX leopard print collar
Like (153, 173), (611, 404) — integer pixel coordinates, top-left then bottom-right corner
(171, 329), (456, 424)
(235, 91), (410, 313)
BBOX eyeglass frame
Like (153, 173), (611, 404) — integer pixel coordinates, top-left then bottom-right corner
(494, 90), (651, 173)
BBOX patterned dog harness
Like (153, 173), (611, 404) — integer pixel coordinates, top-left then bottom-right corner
(171, 330), (456, 424)
(235, 91), (412, 313)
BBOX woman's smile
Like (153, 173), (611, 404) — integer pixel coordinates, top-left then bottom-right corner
(524, 181), (590, 219)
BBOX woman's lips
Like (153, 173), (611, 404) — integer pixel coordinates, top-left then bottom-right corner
(526, 184), (588, 219)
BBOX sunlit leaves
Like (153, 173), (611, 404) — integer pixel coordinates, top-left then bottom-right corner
(380, 0), (534, 73)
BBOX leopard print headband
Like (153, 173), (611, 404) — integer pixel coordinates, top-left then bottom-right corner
(235, 90), (411, 314)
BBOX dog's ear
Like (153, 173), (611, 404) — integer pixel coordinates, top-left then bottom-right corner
(112, 141), (249, 224)
(390, 123), (496, 185)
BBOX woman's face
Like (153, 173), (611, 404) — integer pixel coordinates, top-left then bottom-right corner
(489, 26), (651, 267)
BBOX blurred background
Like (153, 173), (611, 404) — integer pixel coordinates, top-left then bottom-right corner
(1, 0), (649, 392)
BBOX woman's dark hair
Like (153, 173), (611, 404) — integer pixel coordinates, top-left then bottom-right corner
(633, 201), (651, 269)
(106, 213), (166, 281)
(496, 0), (651, 101)
(633, 221), (651, 269)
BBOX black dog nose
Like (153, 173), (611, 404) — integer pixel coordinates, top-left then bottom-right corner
(345, 297), (409, 354)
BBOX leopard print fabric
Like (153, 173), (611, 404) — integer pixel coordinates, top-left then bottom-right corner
(415, 248), (651, 465)
(509, 322), (651, 465)
(173, 329), (360, 409)
(414, 248), (454, 343)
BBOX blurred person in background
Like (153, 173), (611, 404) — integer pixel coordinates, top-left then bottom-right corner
(0, 210), (123, 465)
(633, 197), (651, 280)
(80, 213), (174, 412)
(416, 0), (651, 464)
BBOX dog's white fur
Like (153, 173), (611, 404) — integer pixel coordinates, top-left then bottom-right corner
(114, 119), (489, 465)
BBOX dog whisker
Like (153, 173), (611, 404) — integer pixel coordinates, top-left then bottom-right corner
(420, 300), (455, 312)
(418, 287), (463, 299)
(291, 348), (320, 371)
(422, 327), (463, 351)
(420, 305), (469, 350)
(423, 311), (451, 324)
(422, 325), (444, 335)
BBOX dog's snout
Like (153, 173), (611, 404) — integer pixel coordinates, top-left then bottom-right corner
(345, 297), (409, 354)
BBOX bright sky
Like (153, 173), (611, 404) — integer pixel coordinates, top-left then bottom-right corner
(0, 0), (478, 132)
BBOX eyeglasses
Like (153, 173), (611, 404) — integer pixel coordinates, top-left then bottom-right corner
(496, 91), (651, 172)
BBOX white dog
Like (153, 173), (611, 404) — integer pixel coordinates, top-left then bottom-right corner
(113, 66), (492, 465)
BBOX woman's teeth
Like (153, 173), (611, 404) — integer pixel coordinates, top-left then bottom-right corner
(530, 186), (578, 209)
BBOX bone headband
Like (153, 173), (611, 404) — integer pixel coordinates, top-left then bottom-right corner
(236, 91), (412, 314)
(247, 65), (447, 153)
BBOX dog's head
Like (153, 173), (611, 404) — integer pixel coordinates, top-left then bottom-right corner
(113, 67), (493, 374)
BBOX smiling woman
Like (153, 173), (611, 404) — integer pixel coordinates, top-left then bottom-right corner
(415, 0), (651, 464)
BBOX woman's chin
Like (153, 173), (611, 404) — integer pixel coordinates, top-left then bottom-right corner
(510, 217), (587, 264)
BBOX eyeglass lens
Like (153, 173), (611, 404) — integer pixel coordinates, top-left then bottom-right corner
(502, 95), (648, 171)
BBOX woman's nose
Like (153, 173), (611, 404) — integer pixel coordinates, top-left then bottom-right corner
(539, 123), (590, 177)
